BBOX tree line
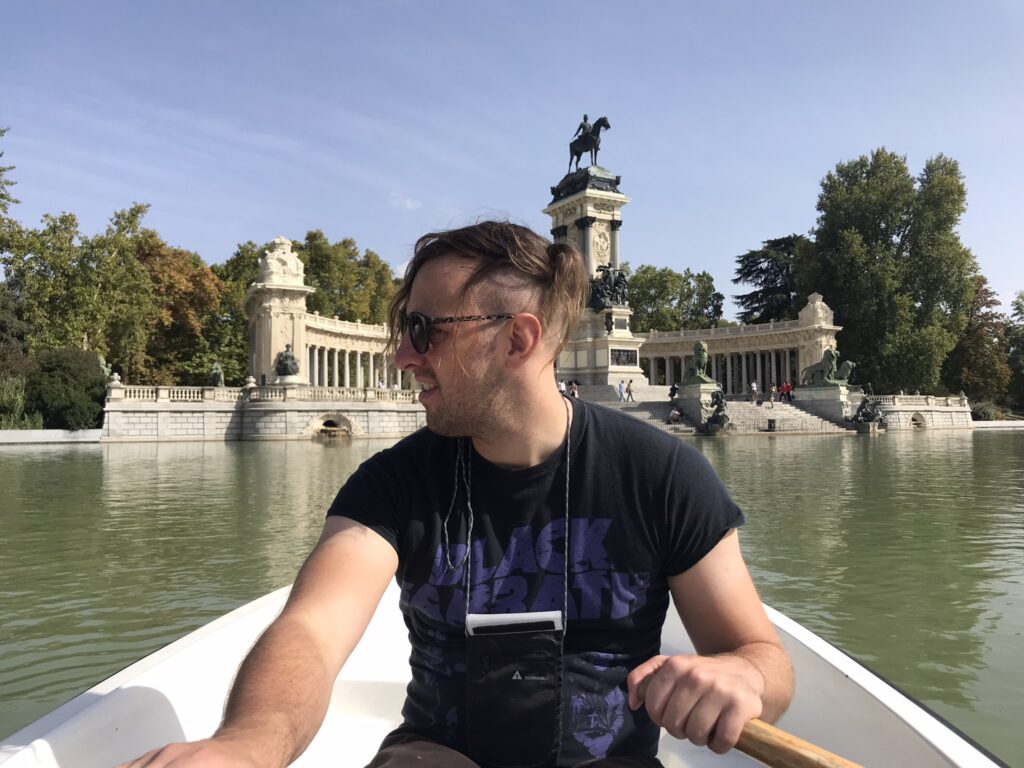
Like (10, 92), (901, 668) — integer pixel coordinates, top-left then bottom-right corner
(730, 148), (1023, 408)
(0, 129), (397, 428)
(2, 129), (1021, 427)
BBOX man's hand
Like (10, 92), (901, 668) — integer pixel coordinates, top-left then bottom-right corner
(116, 735), (264, 767)
(627, 652), (765, 755)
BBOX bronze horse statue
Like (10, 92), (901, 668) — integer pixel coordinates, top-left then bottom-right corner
(569, 116), (611, 172)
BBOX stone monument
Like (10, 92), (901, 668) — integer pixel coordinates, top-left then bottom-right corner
(796, 345), (857, 422)
(676, 340), (720, 427)
(546, 115), (643, 386)
(245, 237), (315, 386)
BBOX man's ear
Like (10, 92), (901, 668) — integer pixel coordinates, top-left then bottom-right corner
(505, 313), (544, 368)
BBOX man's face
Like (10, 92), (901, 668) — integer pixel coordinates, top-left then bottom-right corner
(395, 255), (511, 438)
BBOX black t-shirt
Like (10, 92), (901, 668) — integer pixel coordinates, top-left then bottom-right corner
(328, 397), (744, 765)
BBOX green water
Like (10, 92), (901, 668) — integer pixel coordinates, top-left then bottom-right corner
(1, 431), (1021, 765)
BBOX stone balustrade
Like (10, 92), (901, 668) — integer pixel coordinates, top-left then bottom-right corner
(107, 383), (417, 405)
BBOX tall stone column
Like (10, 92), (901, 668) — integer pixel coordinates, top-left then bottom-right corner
(741, 354), (748, 391)
(648, 358), (656, 385)
(610, 220), (622, 269)
(726, 354), (734, 395)
(356, 352), (364, 388)
(756, 352), (762, 389)
(575, 216), (596, 275)
(320, 347), (328, 386)
(333, 349), (339, 388)
(663, 357), (673, 386)
(369, 353), (376, 388)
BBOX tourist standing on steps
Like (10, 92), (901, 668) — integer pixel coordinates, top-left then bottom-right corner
(750, 380), (758, 404)
(122, 220), (792, 768)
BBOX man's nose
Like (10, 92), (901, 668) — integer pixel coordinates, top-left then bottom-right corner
(394, 328), (422, 372)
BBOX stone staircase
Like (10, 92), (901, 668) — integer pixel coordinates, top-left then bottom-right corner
(714, 400), (850, 433)
(571, 386), (850, 435)
(576, 389), (697, 435)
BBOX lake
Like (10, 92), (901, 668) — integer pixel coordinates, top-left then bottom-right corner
(1, 429), (1021, 764)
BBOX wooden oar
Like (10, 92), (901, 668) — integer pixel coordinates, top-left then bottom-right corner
(736, 718), (863, 768)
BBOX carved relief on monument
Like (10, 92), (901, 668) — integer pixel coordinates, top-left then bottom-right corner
(593, 223), (611, 266)
(798, 292), (835, 326)
(258, 237), (306, 286)
(593, 202), (614, 213)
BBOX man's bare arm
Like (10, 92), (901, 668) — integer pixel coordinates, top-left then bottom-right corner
(627, 529), (793, 755)
(120, 516), (398, 768)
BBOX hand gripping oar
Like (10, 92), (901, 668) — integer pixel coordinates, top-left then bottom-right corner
(736, 718), (864, 768)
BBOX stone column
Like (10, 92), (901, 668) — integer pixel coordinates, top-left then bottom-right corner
(575, 216), (596, 275)
(756, 352), (762, 389)
(741, 353), (748, 392)
(318, 347), (326, 386)
(369, 353), (376, 388)
(333, 349), (339, 388)
(664, 357), (673, 386)
(785, 349), (792, 384)
(310, 346), (318, 386)
(356, 352), (364, 388)
(610, 220), (622, 270)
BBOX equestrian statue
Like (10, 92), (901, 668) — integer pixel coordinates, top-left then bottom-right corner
(569, 115), (611, 173)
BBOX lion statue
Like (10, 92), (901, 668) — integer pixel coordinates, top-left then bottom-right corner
(836, 360), (856, 382)
(801, 347), (840, 386)
(683, 340), (715, 384)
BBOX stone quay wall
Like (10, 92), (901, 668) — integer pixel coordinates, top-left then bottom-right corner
(866, 394), (974, 430)
(102, 384), (426, 442)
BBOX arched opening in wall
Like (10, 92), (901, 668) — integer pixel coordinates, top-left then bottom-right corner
(911, 412), (927, 429)
(314, 414), (354, 440)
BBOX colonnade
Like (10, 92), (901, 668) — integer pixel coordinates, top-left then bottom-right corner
(645, 348), (801, 395)
(304, 346), (411, 389)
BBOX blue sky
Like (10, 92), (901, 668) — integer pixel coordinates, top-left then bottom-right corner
(3, 1), (1021, 319)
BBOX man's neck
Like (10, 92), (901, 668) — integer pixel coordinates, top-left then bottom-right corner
(472, 386), (571, 469)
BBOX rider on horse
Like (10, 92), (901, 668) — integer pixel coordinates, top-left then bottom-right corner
(574, 114), (592, 140)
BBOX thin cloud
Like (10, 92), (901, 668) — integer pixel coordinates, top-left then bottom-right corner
(389, 192), (423, 211)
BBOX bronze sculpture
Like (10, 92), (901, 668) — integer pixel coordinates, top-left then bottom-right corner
(569, 116), (611, 172)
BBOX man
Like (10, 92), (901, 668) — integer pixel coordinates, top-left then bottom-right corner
(618, 380), (626, 402)
(125, 221), (791, 767)
(574, 114), (592, 140)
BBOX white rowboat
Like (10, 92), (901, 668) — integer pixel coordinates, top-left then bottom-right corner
(0, 584), (1005, 767)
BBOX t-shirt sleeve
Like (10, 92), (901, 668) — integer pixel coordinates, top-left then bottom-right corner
(659, 442), (745, 576)
(326, 450), (406, 555)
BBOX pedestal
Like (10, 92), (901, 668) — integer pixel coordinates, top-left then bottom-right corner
(676, 381), (720, 428)
(557, 306), (643, 385)
(793, 384), (850, 423)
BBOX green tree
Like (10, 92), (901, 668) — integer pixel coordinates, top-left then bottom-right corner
(295, 231), (395, 323)
(135, 231), (224, 384)
(626, 265), (723, 333)
(24, 347), (107, 430)
(800, 149), (978, 392)
(210, 241), (265, 385)
(1006, 291), (1024, 407)
(0, 281), (32, 373)
(940, 276), (1011, 402)
(1, 205), (156, 380)
(732, 235), (808, 324)
(0, 127), (18, 215)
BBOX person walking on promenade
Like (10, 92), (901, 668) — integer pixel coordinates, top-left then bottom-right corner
(618, 379), (626, 401)
(123, 221), (792, 768)
(625, 379), (635, 402)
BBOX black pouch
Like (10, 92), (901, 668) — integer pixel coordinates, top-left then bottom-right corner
(465, 625), (563, 768)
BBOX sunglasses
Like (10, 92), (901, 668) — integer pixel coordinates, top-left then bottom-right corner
(400, 311), (515, 354)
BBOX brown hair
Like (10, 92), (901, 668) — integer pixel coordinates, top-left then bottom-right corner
(387, 221), (587, 358)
